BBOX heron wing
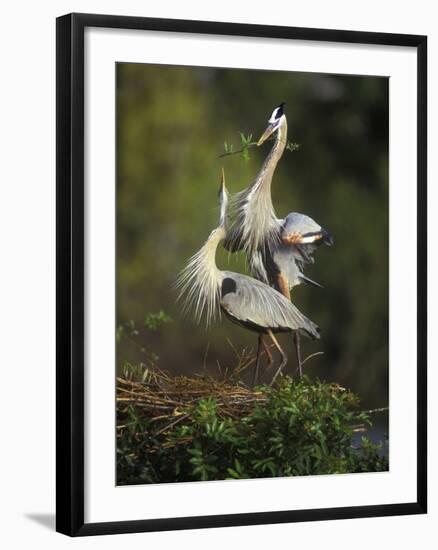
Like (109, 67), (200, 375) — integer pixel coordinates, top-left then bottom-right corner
(282, 212), (322, 235)
(281, 212), (330, 263)
(220, 272), (320, 338)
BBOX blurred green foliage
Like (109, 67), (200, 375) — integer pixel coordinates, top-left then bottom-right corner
(117, 376), (387, 485)
(116, 63), (388, 409)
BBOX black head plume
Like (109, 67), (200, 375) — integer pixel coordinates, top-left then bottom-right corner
(269, 102), (286, 123)
(275, 102), (286, 118)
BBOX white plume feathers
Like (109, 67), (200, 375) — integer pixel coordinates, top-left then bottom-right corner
(175, 227), (225, 327)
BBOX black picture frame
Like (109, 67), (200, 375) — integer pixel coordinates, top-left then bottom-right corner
(56, 12), (427, 537)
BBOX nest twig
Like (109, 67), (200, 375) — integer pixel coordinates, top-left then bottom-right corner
(116, 364), (267, 438)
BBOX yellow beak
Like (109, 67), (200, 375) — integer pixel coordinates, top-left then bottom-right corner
(219, 167), (227, 194)
(257, 123), (277, 146)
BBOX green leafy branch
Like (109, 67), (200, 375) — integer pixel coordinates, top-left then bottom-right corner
(220, 132), (300, 161)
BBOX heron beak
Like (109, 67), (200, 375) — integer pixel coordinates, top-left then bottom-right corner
(220, 167), (226, 194)
(257, 122), (278, 146)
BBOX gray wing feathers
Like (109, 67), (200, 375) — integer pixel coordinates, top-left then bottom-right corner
(282, 212), (322, 235)
(221, 272), (320, 338)
(281, 213), (323, 264)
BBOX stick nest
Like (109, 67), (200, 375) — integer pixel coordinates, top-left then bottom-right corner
(117, 364), (268, 435)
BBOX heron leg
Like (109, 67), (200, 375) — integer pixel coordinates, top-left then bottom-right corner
(252, 334), (263, 387)
(294, 332), (303, 377)
(262, 338), (274, 370)
(267, 330), (288, 386)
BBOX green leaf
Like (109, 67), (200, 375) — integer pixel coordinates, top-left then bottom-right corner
(144, 310), (172, 330)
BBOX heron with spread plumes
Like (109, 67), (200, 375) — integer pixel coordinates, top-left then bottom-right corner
(177, 171), (320, 386)
(224, 103), (333, 376)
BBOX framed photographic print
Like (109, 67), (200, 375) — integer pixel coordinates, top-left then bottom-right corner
(56, 13), (427, 536)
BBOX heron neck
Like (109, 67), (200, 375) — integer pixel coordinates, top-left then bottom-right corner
(204, 225), (226, 278)
(240, 118), (287, 253)
(196, 225), (225, 325)
(256, 117), (288, 193)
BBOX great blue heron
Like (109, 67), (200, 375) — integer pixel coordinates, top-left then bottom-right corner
(177, 171), (320, 385)
(224, 103), (333, 375)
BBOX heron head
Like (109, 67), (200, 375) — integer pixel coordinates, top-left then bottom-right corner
(257, 103), (286, 146)
(218, 167), (229, 227)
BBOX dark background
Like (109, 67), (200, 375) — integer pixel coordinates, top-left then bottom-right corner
(116, 63), (389, 411)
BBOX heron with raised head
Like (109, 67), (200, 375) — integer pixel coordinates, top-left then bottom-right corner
(224, 103), (333, 376)
(177, 171), (320, 386)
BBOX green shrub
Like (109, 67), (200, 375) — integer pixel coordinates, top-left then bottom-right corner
(117, 376), (387, 485)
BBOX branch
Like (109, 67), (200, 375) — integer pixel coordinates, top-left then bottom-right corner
(219, 132), (300, 160)
(219, 142), (258, 159)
